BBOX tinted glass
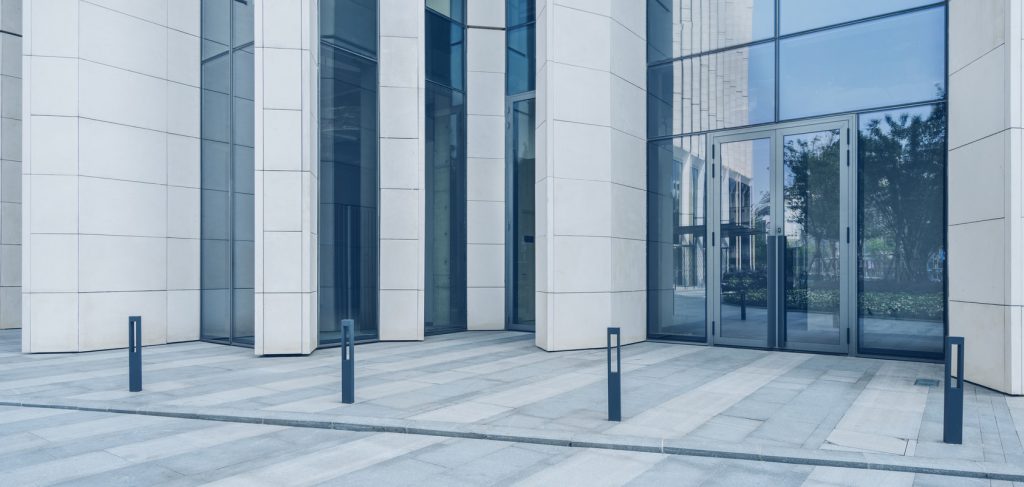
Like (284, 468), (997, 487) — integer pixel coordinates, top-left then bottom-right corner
(680, 42), (774, 134)
(647, 61), (679, 138)
(426, 10), (465, 91)
(319, 46), (380, 344)
(426, 0), (464, 23)
(507, 24), (535, 95)
(510, 99), (536, 329)
(424, 84), (467, 334)
(781, 0), (939, 35)
(321, 0), (378, 58)
(858, 104), (946, 359)
(648, 136), (707, 341)
(779, 7), (945, 120)
(507, 0), (535, 27)
(647, 0), (775, 62)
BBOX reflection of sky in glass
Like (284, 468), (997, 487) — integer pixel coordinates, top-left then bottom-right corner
(779, 7), (945, 120)
(780, 0), (938, 35)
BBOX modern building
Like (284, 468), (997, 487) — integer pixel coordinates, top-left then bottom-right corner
(5, 0), (1023, 395)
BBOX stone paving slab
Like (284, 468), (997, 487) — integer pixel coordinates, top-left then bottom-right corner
(1, 328), (1023, 483)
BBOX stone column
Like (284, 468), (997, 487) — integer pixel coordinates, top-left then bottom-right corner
(253, 0), (319, 355)
(535, 0), (647, 350)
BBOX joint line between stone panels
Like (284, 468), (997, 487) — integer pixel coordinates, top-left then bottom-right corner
(948, 43), (1006, 77)
(551, 4), (645, 42)
(548, 60), (646, 93)
(75, 57), (198, 88)
(39, 115), (203, 139)
(79, 0), (197, 36)
(947, 217), (1005, 227)
(947, 127), (1014, 152)
(546, 175), (645, 192)
(947, 300), (1024, 307)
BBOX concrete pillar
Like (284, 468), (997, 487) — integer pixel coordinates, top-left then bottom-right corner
(253, 0), (319, 355)
(378, 1), (425, 341)
(466, 0), (505, 330)
(947, 0), (1024, 394)
(535, 0), (647, 350)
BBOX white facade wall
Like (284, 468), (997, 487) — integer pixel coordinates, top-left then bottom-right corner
(22, 0), (201, 352)
(948, 0), (1024, 395)
(0, 0), (20, 330)
(378, 1), (425, 341)
(253, 0), (319, 355)
(466, 0), (505, 330)
(535, 0), (647, 350)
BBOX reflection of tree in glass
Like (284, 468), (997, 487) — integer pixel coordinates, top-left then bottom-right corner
(860, 105), (946, 287)
(783, 130), (841, 279)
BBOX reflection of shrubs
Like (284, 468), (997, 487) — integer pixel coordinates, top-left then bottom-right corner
(720, 283), (944, 321)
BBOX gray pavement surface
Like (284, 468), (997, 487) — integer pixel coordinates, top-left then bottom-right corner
(1, 328), (1023, 485)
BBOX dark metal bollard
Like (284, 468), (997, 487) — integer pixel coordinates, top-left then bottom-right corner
(341, 319), (355, 404)
(944, 336), (964, 444)
(128, 316), (142, 392)
(607, 327), (621, 421)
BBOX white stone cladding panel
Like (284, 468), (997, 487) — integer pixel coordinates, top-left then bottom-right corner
(21, 0), (201, 350)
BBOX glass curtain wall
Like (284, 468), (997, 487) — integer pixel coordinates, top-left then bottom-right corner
(200, 0), (255, 346)
(425, 2), (467, 335)
(318, 0), (380, 345)
(506, 0), (536, 331)
(647, 0), (947, 359)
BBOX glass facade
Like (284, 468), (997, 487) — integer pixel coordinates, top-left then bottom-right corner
(319, 0), (380, 345)
(647, 0), (947, 359)
(506, 0), (536, 331)
(425, 2), (467, 335)
(200, 0), (255, 346)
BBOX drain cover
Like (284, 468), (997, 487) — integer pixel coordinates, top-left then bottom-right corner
(915, 378), (940, 387)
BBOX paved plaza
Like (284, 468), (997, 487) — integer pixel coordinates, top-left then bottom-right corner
(1, 329), (1024, 485)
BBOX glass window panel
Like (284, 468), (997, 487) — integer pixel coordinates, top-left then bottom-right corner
(231, 289), (255, 344)
(232, 97), (254, 147)
(202, 0), (230, 58)
(201, 189), (230, 241)
(201, 140), (230, 191)
(781, 0), (939, 35)
(320, 0), (378, 58)
(200, 289), (230, 341)
(231, 0), (254, 47)
(507, 0), (535, 27)
(858, 104), (946, 359)
(202, 53), (230, 95)
(200, 238), (230, 289)
(424, 84), (467, 334)
(232, 240), (254, 288)
(232, 145), (254, 194)
(648, 136), (707, 342)
(681, 42), (774, 133)
(647, 61), (681, 138)
(779, 7), (946, 120)
(201, 90), (231, 142)
(648, 0), (775, 62)
(427, 0), (463, 23)
(232, 193), (254, 241)
(506, 24), (535, 95)
(426, 11), (465, 90)
(232, 48), (254, 100)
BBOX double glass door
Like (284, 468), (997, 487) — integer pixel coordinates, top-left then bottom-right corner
(710, 117), (853, 353)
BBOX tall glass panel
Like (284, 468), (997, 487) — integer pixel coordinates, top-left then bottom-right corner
(425, 84), (467, 334)
(780, 0), (939, 35)
(779, 7), (946, 120)
(425, 0), (467, 335)
(782, 129), (842, 347)
(510, 99), (536, 329)
(858, 104), (946, 359)
(319, 0), (380, 346)
(719, 138), (772, 342)
(648, 136), (707, 341)
(201, 0), (254, 346)
(647, 0), (775, 62)
(680, 43), (774, 135)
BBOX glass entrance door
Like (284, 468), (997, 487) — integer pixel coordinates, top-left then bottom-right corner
(710, 117), (852, 353)
(507, 97), (535, 331)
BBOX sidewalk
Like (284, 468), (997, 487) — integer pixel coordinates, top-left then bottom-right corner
(1, 329), (1022, 481)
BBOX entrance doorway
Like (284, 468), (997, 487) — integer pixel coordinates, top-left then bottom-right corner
(506, 95), (535, 332)
(710, 116), (854, 353)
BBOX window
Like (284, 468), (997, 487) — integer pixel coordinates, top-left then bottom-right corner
(780, 0), (939, 35)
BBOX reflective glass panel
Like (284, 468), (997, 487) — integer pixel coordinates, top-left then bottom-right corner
(781, 0), (939, 35)
(719, 137), (771, 342)
(319, 45), (380, 344)
(425, 84), (467, 335)
(648, 136), (707, 341)
(648, 61), (681, 138)
(681, 42), (774, 134)
(507, 0), (535, 27)
(426, 10), (465, 91)
(647, 0), (775, 62)
(858, 104), (946, 359)
(782, 129), (842, 347)
(321, 0), (378, 58)
(426, 0), (464, 23)
(510, 99), (536, 330)
(507, 24), (535, 95)
(779, 7), (946, 120)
